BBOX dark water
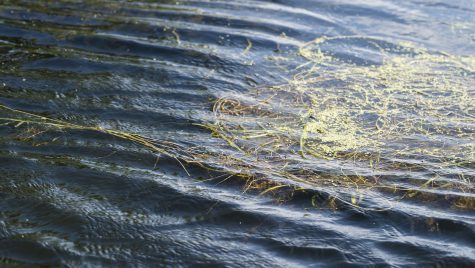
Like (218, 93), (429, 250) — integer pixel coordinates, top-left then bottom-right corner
(0, 0), (474, 267)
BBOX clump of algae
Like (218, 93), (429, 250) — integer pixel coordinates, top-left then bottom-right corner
(294, 36), (475, 160)
(1, 35), (474, 210)
(206, 35), (475, 210)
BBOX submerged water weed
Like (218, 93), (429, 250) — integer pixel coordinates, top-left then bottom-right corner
(1, 35), (474, 210)
(208, 36), (475, 209)
(0, 104), (196, 174)
(296, 36), (475, 161)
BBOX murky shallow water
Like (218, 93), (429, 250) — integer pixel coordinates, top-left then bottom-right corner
(0, 0), (474, 266)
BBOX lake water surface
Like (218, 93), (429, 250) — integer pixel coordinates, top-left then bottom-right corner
(0, 0), (474, 266)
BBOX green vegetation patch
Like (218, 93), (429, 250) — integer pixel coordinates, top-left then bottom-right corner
(1, 35), (474, 211)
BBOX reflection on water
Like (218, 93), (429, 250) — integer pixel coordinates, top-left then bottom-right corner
(0, 0), (474, 266)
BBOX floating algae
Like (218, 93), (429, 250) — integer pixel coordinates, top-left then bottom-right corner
(208, 36), (475, 209)
(294, 36), (475, 161)
(1, 35), (474, 210)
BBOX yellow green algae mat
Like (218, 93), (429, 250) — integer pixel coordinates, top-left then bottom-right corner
(0, 0), (474, 266)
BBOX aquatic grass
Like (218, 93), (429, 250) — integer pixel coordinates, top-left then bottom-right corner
(0, 103), (197, 174)
(1, 35), (474, 210)
(206, 35), (475, 209)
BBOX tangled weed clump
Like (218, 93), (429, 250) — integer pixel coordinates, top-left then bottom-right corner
(1, 35), (474, 210)
(207, 36), (475, 210)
